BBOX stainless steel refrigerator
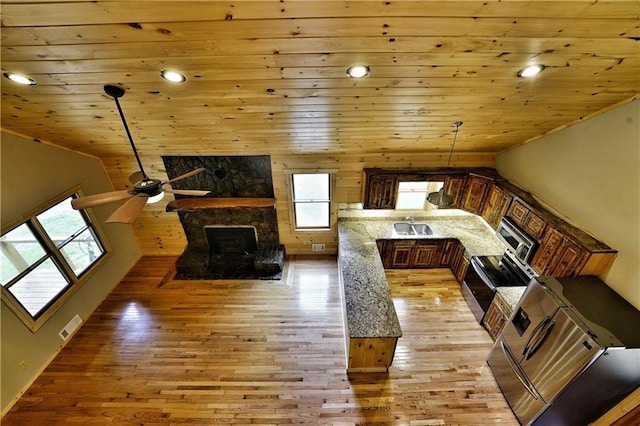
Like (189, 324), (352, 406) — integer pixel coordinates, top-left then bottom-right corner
(488, 275), (640, 425)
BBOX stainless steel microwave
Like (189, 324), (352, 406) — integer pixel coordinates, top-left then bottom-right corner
(496, 217), (537, 265)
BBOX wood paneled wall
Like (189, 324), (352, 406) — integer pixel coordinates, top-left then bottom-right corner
(100, 152), (494, 255)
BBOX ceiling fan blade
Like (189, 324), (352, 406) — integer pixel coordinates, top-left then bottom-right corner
(128, 170), (144, 184)
(164, 189), (210, 196)
(71, 190), (133, 210)
(105, 195), (148, 224)
(164, 167), (206, 184)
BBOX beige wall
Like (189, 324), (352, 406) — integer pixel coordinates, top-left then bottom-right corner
(1, 131), (142, 413)
(495, 100), (640, 309)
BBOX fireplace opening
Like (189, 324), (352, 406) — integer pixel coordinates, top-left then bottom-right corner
(204, 226), (258, 255)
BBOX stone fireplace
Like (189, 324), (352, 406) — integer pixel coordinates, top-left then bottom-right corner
(163, 155), (285, 279)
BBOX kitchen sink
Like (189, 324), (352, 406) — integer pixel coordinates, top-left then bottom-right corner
(393, 222), (433, 236)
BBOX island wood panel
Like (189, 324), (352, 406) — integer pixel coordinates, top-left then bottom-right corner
(2, 256), (519, 425)
(347, 337), (398, 373)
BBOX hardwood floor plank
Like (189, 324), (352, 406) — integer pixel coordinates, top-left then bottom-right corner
(3, 256), (516, 425)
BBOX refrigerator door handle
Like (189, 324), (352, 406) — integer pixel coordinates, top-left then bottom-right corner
(500, 340), (540, 401)
(522, 315), (552, 357)
(523, 318), (555, 361)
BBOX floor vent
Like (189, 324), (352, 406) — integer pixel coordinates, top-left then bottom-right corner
(59, 314), (83, 341)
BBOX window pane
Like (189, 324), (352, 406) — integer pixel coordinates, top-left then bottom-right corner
(396, 192), (427, 209)
(293, 174), (329, 201)
(295, 202), (329, 228)
(8, 258), (70, 318)
(1, 224), (47, 286)
(398, 181), (429, 191)
(37, 196), (87, 247)
(60, 228), (104, 275)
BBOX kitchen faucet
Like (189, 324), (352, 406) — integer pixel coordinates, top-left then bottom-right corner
(405, 215), (414, 223)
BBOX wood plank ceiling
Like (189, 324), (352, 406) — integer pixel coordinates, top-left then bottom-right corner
(1, 1), (639, 161)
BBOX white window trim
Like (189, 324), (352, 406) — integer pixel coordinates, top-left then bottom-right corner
(288, 170), (336, 232)
(1, 185), (112, 332)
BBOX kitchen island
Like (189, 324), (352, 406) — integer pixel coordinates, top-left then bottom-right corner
(337, 213), (505, 373)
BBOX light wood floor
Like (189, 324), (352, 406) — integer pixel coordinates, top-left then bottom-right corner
(3, 256), (517, 425)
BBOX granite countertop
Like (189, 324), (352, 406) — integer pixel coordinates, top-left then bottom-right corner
(338, 215), (506, 339)
(496, 286), (527, 311)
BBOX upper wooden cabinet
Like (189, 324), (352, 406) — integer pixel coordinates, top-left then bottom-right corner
(506, 199), (546, 240)
(443, 175), (467, 208)
(480, 183), (513, 229)
(363, 171), (397, 209)
(461, 174), (493, 214)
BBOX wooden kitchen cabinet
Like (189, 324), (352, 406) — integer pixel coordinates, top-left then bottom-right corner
(461, 174), (492, 214)
(530, 224), (615, 277)
(483, 292), (513, 341)
(450, 243), (470, 284)
(363, 172), (397, 209)
(443, 175), (467, 208)
(480, 183), (513, 229)
(506, 199), (546, 239)
(378, 239), (446, 269)
(440, 239), (459, 266)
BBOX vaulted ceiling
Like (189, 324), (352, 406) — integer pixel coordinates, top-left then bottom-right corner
(2, 1), (639, 160)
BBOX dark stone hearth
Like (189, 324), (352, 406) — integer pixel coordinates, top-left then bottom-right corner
(254, 245), (286, 279)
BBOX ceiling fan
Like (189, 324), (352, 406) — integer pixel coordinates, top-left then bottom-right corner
(71, 84), (209, 224)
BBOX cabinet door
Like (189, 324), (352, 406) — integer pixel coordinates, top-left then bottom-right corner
(364, 174), (397, 209)
(413, 241), (442, 267)
(443, 175), (467, 208)
(506, 199), (530, 228)
(461, 175), (492, 214)
(451, 246), (470, 284)
(389, 241), (415, 268)
(523, 210), (546, 240)
(481, 184), (513, 229)
(549, 240), (587, 277)
(530, 227), (563, 275)
(441, 239), (459, 267)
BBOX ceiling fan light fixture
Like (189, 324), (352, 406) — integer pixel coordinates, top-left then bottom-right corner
(346, 65), (370, 78)
(517, 64), (545, 78)
(146, 192), (165, 204)
(3, 72), (37, 85)
(160, 69), (186, 83)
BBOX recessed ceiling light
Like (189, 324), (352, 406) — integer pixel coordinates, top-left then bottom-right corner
(3, 72), (37, 85)
(346, 65), (370, 78)
(517, 64), (545, 78)
(160, 69), (186, 83)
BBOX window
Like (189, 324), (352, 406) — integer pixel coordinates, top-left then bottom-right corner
(291, 173), (331, 229)
(395, 181), (443, 209)
(1, 192), (107, 330)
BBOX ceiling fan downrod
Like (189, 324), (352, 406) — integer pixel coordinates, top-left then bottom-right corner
(104, 84), (149, 181)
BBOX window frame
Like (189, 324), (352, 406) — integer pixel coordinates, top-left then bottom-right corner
(1, 186), (111, 332)
(289, 172), (334, 231)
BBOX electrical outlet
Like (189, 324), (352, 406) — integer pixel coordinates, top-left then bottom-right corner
(312, 243), (325, 252)
(19, 360), (27, 370)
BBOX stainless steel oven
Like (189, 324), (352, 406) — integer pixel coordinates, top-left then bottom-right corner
(462, 252), (532, 323)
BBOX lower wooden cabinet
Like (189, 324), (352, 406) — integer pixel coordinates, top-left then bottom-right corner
(379, 239), (446, 269)
(483, 292), (513, 340)
(451, 243), (470, 285)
